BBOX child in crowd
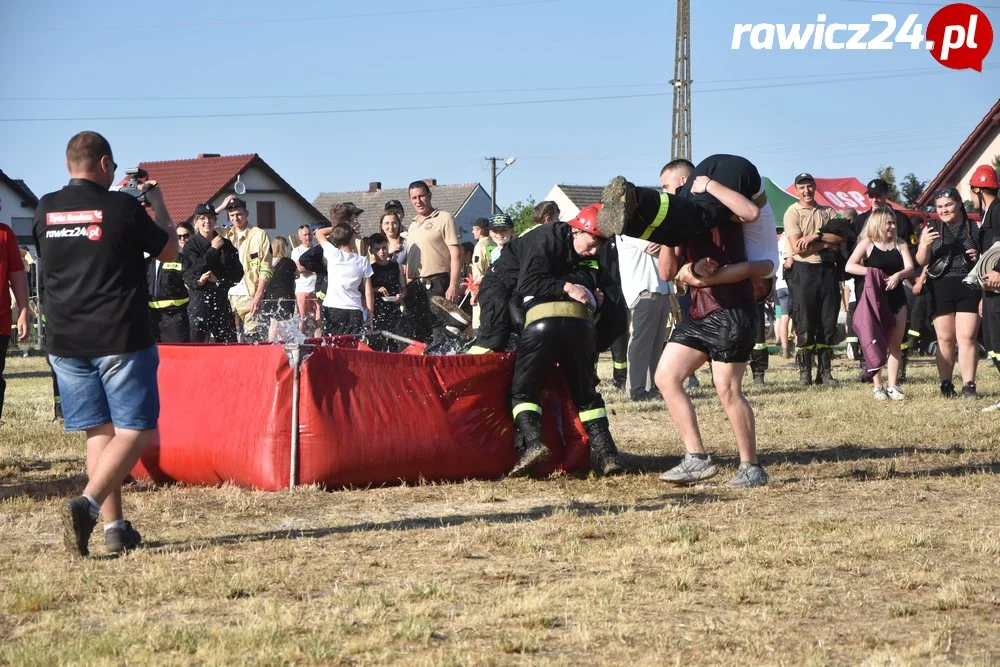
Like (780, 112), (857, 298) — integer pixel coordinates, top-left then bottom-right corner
(368, 232), (405, 349)
(315, 223), (374, 336)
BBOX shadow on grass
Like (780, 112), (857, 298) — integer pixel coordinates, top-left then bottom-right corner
(0, 472), (88, 502)
(843, 461), (1000, 482)
(145, 494), (729, 553)
(763, 443), (975, 466)
(5, 370), (52, 380)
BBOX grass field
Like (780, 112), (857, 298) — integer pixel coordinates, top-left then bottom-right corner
(3, 352), (1000, 666)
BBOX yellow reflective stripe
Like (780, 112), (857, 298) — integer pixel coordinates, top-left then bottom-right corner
(639, 193), (670, 241)
(900, 342), (909, 350)
(753, 343), (768, 350)
(579, 407), (607, 422)
(845, 337), (859, 343)
(906, 330), (921, 337)
(161, 262), (182, 271)
(512, 403), (542, 418)
(988, 351), (1000, 359)
(613, 361), (628, 370)
(466, 345), (493, 354)
(148, 298), (189, 309)
(576, 259), (599, 269)
(259, 263), (273, 278)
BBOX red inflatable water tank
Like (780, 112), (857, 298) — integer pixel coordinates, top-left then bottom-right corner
(131, 341), (591, 490)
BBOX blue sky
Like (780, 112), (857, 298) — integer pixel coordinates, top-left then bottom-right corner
(1, 0), (998, 211)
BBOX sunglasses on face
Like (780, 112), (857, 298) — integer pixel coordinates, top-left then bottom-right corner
(177, 233), (190, 239)
(935, 188), (960, 199)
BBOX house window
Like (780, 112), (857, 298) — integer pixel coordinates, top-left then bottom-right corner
(256, 201), (275, 229)
(11, 217), (34, 247)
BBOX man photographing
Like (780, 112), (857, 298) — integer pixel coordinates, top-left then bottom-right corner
(33, 131), (177, 557)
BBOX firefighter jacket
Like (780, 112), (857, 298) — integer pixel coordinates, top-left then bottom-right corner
(223, 225), (273, 295)
(146, 254), (190, 311)
(486, 222), (604, 307)
(183, 232), (244, 317)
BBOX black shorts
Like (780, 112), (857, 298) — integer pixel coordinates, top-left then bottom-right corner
(668, 304), (755, 363)
(928, 276), (980, 318)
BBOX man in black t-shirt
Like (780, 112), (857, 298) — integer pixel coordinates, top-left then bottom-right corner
(33, 131), (178, 558)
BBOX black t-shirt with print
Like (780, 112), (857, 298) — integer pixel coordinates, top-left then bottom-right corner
(33, 178), (169, 357)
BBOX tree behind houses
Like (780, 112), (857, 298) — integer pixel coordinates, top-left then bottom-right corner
(900, 172), (927, 209)
(875, 165), (903, 203)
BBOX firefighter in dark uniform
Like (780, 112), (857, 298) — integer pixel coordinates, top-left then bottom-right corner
(971, 165), (1000, 412)
(183, 203), (243, 343)
(500, 204), (624, 478)
(146, 238), (191, 343)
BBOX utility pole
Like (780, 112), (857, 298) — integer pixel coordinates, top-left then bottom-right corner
(487, 157), (498, 214)
(670, 0), (692, 160)
(484, 156), (516, 214)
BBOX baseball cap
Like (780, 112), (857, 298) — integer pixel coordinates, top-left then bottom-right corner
(488, 213), (513, 229)
(384, 199), (404, 213)
(472, 217), (490, 231)
(867, 178), (889, 196)
(192, 203), (217, 217)
(794, 173), (815, 184)
(225, 197), (247, 211)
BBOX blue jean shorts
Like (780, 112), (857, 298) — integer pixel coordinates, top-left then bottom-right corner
(49, 345), (160, 432)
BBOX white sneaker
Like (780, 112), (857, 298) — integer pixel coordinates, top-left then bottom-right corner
(886, 386), (905, 401)
(873, 387), (888, 400)
(982, 400), (1000, 413)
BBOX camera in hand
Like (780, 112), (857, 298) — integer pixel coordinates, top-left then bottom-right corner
(120, 167), (153, 203)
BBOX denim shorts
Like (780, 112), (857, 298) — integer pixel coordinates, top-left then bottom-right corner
(49, 345), (160, 432)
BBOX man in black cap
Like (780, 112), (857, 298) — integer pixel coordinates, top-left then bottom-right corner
(846, 179), (916, 381)
(783, 173), (845, 386)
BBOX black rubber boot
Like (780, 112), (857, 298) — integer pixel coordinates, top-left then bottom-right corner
(612, 367), (627, 392)
(584, 417), (624, 477)
(818, 349), (839, 387)
(898, 348), (909, 383)
(596, 176), (664, 239)
(508, 410), (551, 478)
(796, 350), (813, 386)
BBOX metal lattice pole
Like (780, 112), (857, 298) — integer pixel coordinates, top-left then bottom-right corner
(670, 0), (692, 160)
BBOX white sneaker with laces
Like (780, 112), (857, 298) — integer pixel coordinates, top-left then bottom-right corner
(873, 387), (888, 400)
(886, 386), (905, 401)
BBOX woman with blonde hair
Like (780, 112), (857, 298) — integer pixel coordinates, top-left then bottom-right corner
(846, 206), (915, 400)
(264, 236), (298, 341)
(916, 188), (982, 398)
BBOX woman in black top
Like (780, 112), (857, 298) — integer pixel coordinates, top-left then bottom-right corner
(915, 188), (982, 398)
(846, 207), (915, 400)
(265, 236), (298, 341)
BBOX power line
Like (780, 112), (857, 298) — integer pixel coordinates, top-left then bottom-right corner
(0, 0), (561, 32)
(0, 64), (973, 102)
(1, 65), (993, 123)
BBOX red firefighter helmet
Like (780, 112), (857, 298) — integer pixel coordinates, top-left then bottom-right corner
(970, 164), (1000, 189)
(567, 203), (605, 238)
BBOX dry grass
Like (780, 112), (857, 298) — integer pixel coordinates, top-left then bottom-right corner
(3, 353), (1000, 665)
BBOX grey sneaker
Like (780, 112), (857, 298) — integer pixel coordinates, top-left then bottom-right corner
(873, 387), (888, 401)
(729, 462), (769, 488)
(596, 176), (636, 238)
(105, 521), (142, 555)
(982, 400), (1000, 413)
(886, 386), (905, 401)
(62, 497), (97, 558)
(659, 453), (718, 484)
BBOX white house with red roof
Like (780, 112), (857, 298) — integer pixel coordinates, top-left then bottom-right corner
(120, 153), (328, 241)
(0, 168), (39, 250)
(918, 99), (1000, 209)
